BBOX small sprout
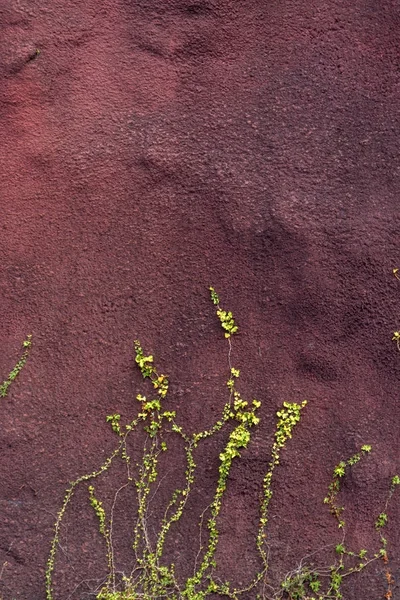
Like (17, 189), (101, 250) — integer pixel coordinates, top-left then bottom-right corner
(376, 512), (388, 529)
(23, 335), (33, 348)
(392, 331), (400, 350)
(334, 462), (346, 478)
(361, 444), (372, 453)
(309, 578), (321, 593)
(106, 414), (121, 435)
(209, 286), (220, 305)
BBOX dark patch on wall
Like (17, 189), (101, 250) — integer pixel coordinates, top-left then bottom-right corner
(298, 354), (338, 382)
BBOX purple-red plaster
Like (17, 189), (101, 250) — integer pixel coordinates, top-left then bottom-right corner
(1, 0), (400, 598)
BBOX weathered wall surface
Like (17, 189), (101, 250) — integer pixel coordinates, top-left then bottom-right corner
(1, 1), (400, 598)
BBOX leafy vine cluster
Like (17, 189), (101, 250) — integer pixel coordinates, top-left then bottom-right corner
(1, 289), (399, 600)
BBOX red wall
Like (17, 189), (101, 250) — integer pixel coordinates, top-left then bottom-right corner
(1, 1), (400, 598)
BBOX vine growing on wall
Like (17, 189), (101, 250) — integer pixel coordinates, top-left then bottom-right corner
(1, 288), (399, 600)
(42, 289), (399, 600)
(0, 335), (32, 399)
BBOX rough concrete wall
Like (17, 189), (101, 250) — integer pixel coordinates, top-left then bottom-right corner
(1, 0), (400, 598)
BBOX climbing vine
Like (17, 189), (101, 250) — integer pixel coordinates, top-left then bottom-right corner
(41, 289), (400, 600)
(1, 293), (398, 600)
(0, 335), (32, 398)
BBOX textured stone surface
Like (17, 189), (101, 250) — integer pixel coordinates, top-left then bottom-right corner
(1, 0), (400, 598)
